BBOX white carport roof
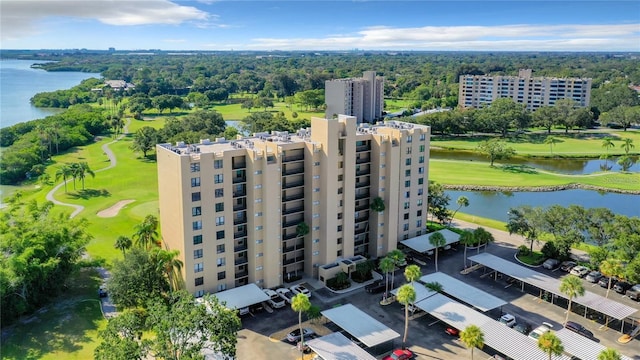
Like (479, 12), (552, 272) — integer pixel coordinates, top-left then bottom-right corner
(306, 332), (376, 360)
(400, 229), (460, 253)
(556, 329), (633, 360)
(420, 272), (507, 312)
(468, 253), (638, 320)
(321, 304), (400, 347)
(415, 293), (571, 360)
(212, 283), (270, 310)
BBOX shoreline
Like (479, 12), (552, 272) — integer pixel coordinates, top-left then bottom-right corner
(443, 183), (640, 195)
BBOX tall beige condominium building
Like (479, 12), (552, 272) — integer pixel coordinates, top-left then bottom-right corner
(157, 116), (430, 297)
(459, 69), (592, 110)
(325, 71), (384, 124)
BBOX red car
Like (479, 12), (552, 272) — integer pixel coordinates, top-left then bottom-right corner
(383, 348), (413, 360)
(445, 327), (459, 336)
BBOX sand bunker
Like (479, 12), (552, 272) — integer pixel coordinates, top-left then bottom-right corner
(97, 199), (135, 218)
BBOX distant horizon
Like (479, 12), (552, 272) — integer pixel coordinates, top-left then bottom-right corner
(2, 49), (639, 54)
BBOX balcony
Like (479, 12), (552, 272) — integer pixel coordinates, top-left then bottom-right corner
(355, 203), (370, 211)
(235, 270), (248, 279)
(282, 180), (304, 189)
(355, 228), (368, 235)
(283, 154), (304, 162)
(282, 232), (299, 241)
(282, 255), (304, 265)
(234, 230), (247, 239)
(282, 205), (304, 215)
(234, 244), (248, 252)
(356, 145), (370, 152)
(233, 188), (246, 198)
(355, 214), (369, 223)
(235, 257), (248, 266)
(282, 219), (303, 228)
(355, 180), (370, 189)
(356, 156), (370, 164)
(234, 216), (247, 225)
(282, 192), (304, 202)
(233, 176), (246, 184)
(282, 241), (304, 253)
(356, 169), (370, 176)
(282, 166), (304, 176)
(232, 161), (246, 170)
(355, 192), (369, 200)
(233, 202), (247, 211)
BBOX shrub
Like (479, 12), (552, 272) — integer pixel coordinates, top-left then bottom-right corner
(517, 245), (530, 256)
(541, 242), (559, 259)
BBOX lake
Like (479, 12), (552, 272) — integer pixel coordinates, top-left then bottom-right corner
(0, 59), (100, 128)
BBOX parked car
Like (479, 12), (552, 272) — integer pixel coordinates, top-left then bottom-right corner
(614, 281), (632, 294)
(514, 322), (532, 335)
(570, 265), (589, 277)
(290, 284), (312, 298)
(286, 328), (315, 343)
(498, 313), (516, 327)
(98, 287), (108, 298)
(383, 348), (413, 360)
(626, 284), (640, 301)
(276, 288), (295, 304)
(560, 261), (577, 272)
(598, 276), (617, 288)
(365, 279), (386, 294)
(263, 289), (285, 309)
(445, 327), (459, 336)
(565, 321), (593, 338)
(543, 258), (560, 270)
(585, 271), (603, 283)
(528, 322), (553, 340)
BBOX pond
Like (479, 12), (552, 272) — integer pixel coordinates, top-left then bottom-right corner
(430, 149), (640, 174)
(445, 189), (640, 222)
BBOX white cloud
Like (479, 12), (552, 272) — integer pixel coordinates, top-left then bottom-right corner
(1, 0), (211, 41)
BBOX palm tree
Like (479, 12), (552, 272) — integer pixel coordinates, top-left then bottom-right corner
(459, 230), (475, 269)
(597, 348), (622, 360)
(114, 235), (132, 256)
(388, 249), (405, 290)
(69, 162), (81, 190)
(404, 264), (421, 286)
(55, 164), (73, 193)
(460, 325), (484, 360)
(620, 138), (634, 155)
(544, 136), (561, 155)
(133, 215), (160, 249)
(397, 284), (416, 345)
(449, 196), (469, 225)
(537, 331), (564, 360)
(153, 248), (184, 291)
(599, 259), (622, 299)
(472, 227), (494, 254)
(291, 293), (311, 357)
(424, 281), (443, 293)
(379, 257), (395, 298)
(76, 162), (95, 190)
(370, 196), (386, 213)
(602, 137), (615, 168)
(429, 232), (446, 272)
(560, 275), (585, 325)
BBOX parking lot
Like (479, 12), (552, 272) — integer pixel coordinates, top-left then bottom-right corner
(236, 221), (640, 360)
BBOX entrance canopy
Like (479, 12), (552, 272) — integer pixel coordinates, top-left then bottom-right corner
(420, 272), (507, 312)
(468, 253), (638, 320)
(321, 304), (400, 347)
(306, 332), (376, 360)
(400, 229), (460, 254)
(212, 283), (269, 310)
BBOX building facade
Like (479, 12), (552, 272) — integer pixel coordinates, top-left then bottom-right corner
(459, 69), (592, 110)
(157, 116), (430, 297)
(325, 71), (384, 123)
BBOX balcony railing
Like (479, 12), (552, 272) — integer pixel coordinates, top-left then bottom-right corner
(282, 255), (304, 265)
(233, 190), (246, 198)
(355, 192), (369, 200)
(234, 216), (247, 225)
(232, 162), (247, 170)
(282, 180), (304, 189)
(234, 244), (248, 252)
(234, 230), (247, 239)
(235, 271), (248, 279)
(233, 203), (247, 211)
(282, 206), (304, 215)
(282, 192), (304, 202)
(282, 241), (304, 253)
(283, 154), (304, 162)
(356, 169), (370, 176)
(282, 219), (303, 228)
(356, 145), (370, 152)
(356, 157), (370, 164)
(355, 215), (368, 223)
(282, 232), (299, 241)
(355, 203), (370, 211)
(235, 257), (248, 266)
(233, 176), (247, 184)
(354, 228), (367, 235)
(282, 167), (304, 176)
(355, 181), (370, 188)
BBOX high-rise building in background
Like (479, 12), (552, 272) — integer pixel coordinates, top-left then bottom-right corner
(325, 71), (384, 123)
(157, 116), (430, 297)
(459, 69), (592, 110)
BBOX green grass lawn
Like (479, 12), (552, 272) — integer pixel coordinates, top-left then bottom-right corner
(516, 251), (546, 265)
(384, 98), (415, 112)
(207, 101), (324, 121)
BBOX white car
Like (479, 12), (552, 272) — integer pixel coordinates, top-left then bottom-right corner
(570, 265), (590, 277)
(276, 288), (295, 304)
(528, 322), (553, 340)
(290, 284), (311, 298)
(499, 313), (516, 327)
(263, 289), (285, 309)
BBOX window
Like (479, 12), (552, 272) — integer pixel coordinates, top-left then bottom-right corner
(418, 167), (424, 174)
(217, 244), (225, 254)
(313, 251), (319, 256)
(195, 277), (204, 286)
(405, 191), (410, 198)
(313, 239), (320, 244)
(418, 178), (424, 185)
(417, 210), (422, 217)
(338, 161), (343, 169)
(337, 238), (342, 244)
(192, 206), (201, 216)
(313, 175), (320, 179)
(190, 163), (200, 172)
(192, 221), (202, 230)
(404, 202), (410, 209)
(254, 170), (262, 175)
(406, 148), (412, 155)
(406, 135), (412, 143)
(192, 192), (201, 202)
(255, 198), (262, 203)
(193, 235), (202, 245)
(254, 184), (262, 189)
(215, 188), (224, 198)
(418, 188), (423, 195)
(196, 290), (205, 297)
(215, 216), (225, 226)
(380, 163), (386, 169)
(313, 226), (320, 231)
(217, 284), (226, 292)
(416, 220), (422, 228)
(214, 174), (224, 184)
(215, 203), (224, 212)
(214, 159), (223, 169)
(337, 213), (343, 220)
(420, 134), (426, 141)
(191, 177), (201, 187)
(314, 162), (320, 166)
(256, 239), (263, 244)
(419, 145), (425, 152)
(313, 200), (320, 205)
(255, 225), (263, 231)
(256, 266), (263, 271)
(337, 187), (342, 194)
(313, 213), (320, 218)
(337, 250), (342, 257)
(218, 271), (226, 280)
(403, 223), (409, 231)
(194, 263), (204, 272)
(419, 156), (425, 164)
(217, 258), (225, 267)
(216, 230), (225, 240)
(405, 169), (411, 177)
(255, 212), (262, 217)
(404, 213), (409, 220)
(194, 249), (203, 259)
(417, 199), (423, 206)
(256, 253), (263, 258)
(405, 180), (410, 187)
(337, 225), (342, 232)
(381, 152), (386, 157)
(338, 174), (343, 181)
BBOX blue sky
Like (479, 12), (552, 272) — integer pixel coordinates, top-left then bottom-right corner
(1, 1), (639, 51)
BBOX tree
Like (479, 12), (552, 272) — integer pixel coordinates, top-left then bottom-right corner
(397, 284), (416, 345)
(476, 138), (516, 166)
(370, 196), (386, 213)
(472, 227), (494, 254)
(598, 348), (622, 360)
(55, 164), (74, 193)
(599, 260), (623, 298)
(429, 232), (446, 272)
(479, 98), (529, 137)
(617, 155), (636, 172)
(459, 230), (476, 268)
(404, 264), (422, 285)
(424, 281), (443, 293)
(460, 325), (484, 360)
(291, 293), (311, 357)
(601, 137), (615, 169)
(75, 161), (95, 190)
(450, 196), (469, 224)
(147, 291), (241, 360)
(152, 248), (184, 292)
(388, 249), (405, 290)
(296, 221), (310, 239)
(107, 248), (169, 308)
(379, 257), (395, 298)
(133, 215), (160, 250)
(114, 235), (132, 256)
(427, 181), (451, 223)
(544, 136), (562, 155)
(507, 206), (542, 253)
(620, 138), (635, 155)
(559, 275), (585, 325)
(95, 309), (147, 360)
(537, 331), (564, 360)
(132, 126), (158, 158)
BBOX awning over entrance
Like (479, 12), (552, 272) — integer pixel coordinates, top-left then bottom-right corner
(306, 332), (377, 360)
(321, 304), (400, 347)
(400, 228), (460, 253)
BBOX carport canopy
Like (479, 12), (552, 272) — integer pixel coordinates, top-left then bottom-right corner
(400, 228), (460, 253)
(420, 272), (507, 312)
(306, 332), (377, 360)
(211, 283), (270, 310)
(556, 328), (633, 360)
(321, 304), (400, 347)
(468, 253), (638, 321)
